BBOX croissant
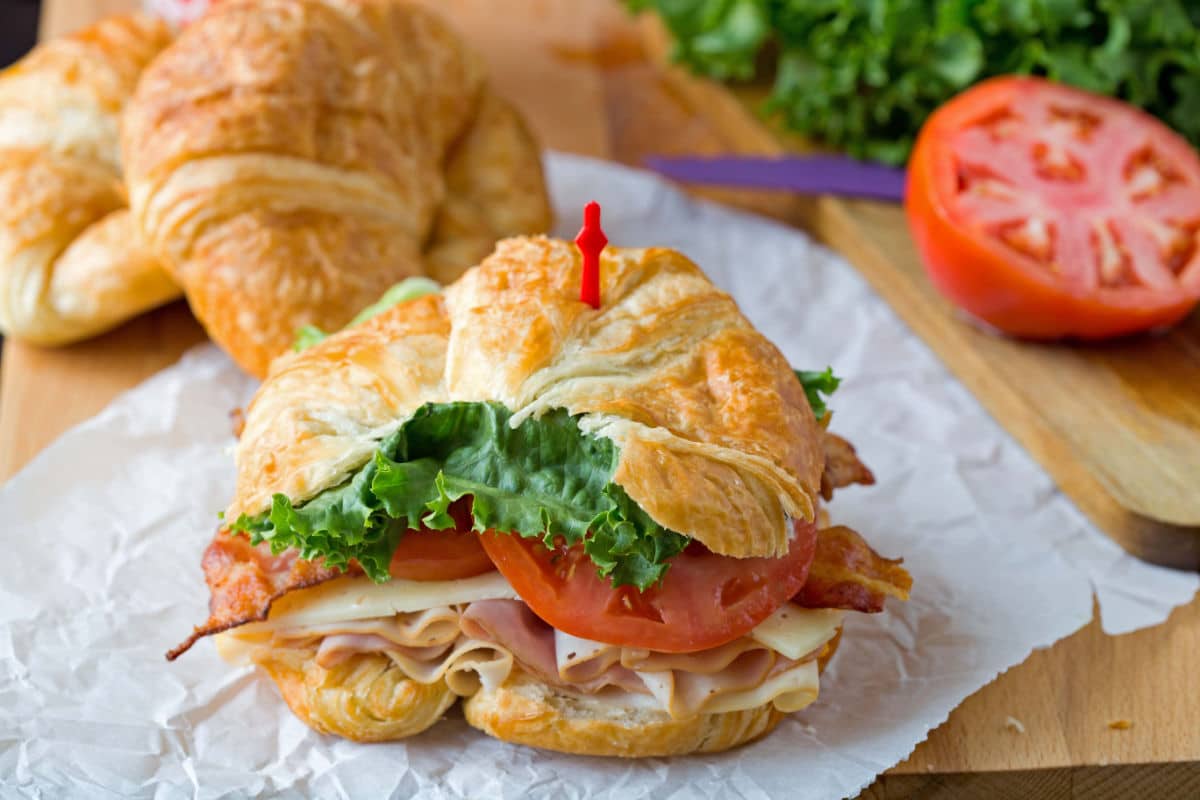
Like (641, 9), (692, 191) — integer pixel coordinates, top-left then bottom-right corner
(0, 14), (178, 344)
(172, 236), (910, 757)
(229, 237), (825, 558)
(122, 0), (552, 377)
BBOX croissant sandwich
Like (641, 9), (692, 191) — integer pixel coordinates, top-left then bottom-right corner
(170, 236), (911, 757)
(122, 0), (552, 377)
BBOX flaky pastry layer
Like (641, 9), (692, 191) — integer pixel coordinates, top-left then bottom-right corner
(0, 14), (177, 343)
(229, 237), (824, 557)
(122, 0), (551, 376)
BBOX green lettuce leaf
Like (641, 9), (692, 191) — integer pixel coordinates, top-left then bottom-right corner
(292, 325), (328, 352)
(231, 402), (690, 590)
(794, 367), (841, 420)
(258, 273), (844, 591)
(292, 277), (442, 352)
(631, 0), (1200, 164)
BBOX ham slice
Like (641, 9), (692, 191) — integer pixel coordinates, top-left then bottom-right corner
(275, 607), (464, 651)
(316, 634), (452, 668)
(461, 600), (832, 718)
(462, 600), (647, 695)
(637, 648), (787, 718)
(172, 521), (905, 661)
(171, 427), (901, 664)
(216, 587), (848, 718)
(218, 604), (517, 697)
(460, 599), (558, 683)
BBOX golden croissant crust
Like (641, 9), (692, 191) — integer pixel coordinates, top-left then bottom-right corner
(0, 14), (178, 344)
(463, 634), (841, 757)
(123, 0), (551, 377)
(245, 631), (840, 752)
(230, 236), (824, 559)
(255, 647), (456, 742)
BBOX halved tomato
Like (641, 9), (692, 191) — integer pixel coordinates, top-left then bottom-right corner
(907, 76), (1200, 339)
(478, 519), (818, 653)
(388, 501), (495, 581)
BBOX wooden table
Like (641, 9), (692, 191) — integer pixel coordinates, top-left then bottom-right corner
(5, 1), (1198, 797)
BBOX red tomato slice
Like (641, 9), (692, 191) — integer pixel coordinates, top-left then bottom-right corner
(907, 76), (1200, 339)
(388, 501), (495, 581)
(478, 519), (818, 653)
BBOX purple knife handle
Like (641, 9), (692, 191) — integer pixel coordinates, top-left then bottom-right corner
(644, 155), (908, 203)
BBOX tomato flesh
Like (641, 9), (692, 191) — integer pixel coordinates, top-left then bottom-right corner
(906, 76), (1200, 339)
(388, 501), (495, 581)
(478, 518), (819, 653)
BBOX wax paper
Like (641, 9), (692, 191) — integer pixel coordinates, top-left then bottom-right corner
(1, 154), (1196, 799)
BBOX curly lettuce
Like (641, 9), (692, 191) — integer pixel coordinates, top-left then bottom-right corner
(795, 367), (841, 420)
(232, 402), (691, 591)
(293, 277), (442, 352)
(270, 278), (844, 591)
(631, 0), (1200, 164)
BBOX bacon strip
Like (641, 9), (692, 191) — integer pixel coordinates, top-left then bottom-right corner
(794, 525), (911, 613)
(170, 429), (891, 660)
(166, 530), (344, 660)
(821, 431), (875, 500)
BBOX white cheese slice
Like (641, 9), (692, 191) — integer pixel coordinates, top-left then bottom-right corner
(235, 571), (519, 633)
(748, 605), (843, 661)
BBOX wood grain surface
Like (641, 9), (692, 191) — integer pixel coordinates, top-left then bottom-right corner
(638, 20), (1200, 554)
(4, 1), (1198, 797)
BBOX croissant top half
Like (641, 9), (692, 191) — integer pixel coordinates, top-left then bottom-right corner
(229, 237), (824, 559)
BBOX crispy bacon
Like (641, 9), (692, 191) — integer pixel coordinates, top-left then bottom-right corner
(171, 521), (909, 661)
(169, 431), (892, 659)
(165, 530), (345, 660)
(821, 432), (875, 500)
(794, 525), (911, 613)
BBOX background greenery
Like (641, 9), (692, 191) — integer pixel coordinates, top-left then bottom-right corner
(630, 0), (1200, 164)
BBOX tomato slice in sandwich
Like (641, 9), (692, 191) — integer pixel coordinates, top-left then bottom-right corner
(907, 76), (1200, 339)
(479, 518), (818, 653)
(388, 500), (495, 581)
(387, 527), (495, 581)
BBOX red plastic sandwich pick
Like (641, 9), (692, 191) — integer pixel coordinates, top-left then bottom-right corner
(575, 201), (607, 309)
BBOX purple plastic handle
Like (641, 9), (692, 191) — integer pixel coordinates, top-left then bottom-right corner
(644, 155), (907, 203)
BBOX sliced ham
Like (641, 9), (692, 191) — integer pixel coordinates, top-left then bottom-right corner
(218, 591), (842, 719)
(222, 605), (516, 697)
(316, 635), (453, 669)
(460, 599), (558, 683)
(639, 648), (780, 718)
(277, 607), (463, 651)
(462, 600), (646, 695)
(181, 453), (906, 720)
(170, 432), (887, 662)
(460, 600), (833, 718)
(619, 637), (767, 675)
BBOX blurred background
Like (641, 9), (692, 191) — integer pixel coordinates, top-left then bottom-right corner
(1, 0), (40, 66)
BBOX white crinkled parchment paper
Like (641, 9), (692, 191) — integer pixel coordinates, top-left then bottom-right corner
(2, 153), (1196, 800)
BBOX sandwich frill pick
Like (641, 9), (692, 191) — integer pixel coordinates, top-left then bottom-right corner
(169, 207), (912, 757)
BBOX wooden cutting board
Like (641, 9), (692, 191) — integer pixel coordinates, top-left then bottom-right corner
(4, 1), (1198, 797)
(634, 21), (1200, 568)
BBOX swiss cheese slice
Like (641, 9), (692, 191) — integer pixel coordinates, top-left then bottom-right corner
(749, 605), (844, 660)
(235, 571), (519, 633)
